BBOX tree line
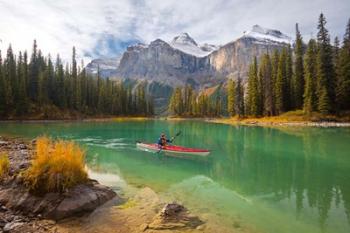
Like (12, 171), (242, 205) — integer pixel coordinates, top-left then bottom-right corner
(0, 41), (154, 119)
(169, 86), (222, 117)
(230, 14), (350, 117)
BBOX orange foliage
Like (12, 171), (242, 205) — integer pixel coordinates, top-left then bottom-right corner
(24, 136), (88, 194)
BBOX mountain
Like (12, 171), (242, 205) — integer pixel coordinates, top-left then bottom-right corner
(116, 26), (290, 84)
(85, 25), (291, 112)
(85, 57), (121, 78)
(169, 33), (218, 57)
(243, 25), (292, 44)
(117, 38), (215, 86)
(209, 25), (291, 77)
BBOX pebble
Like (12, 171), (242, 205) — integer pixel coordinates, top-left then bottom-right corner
(3, 221), (24, 232)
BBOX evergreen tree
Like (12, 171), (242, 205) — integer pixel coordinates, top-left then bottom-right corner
(275, 48), (287, 114)
(71, 47), (78, 109)
(169, 87), (183, 115)
(293, 23), (305, 109)
(271, 50), (279, 115)
(227, 79), (235, 116)
(29, 40), (39, 101)
(285, 46), (293, 110)
(336, 18), (350, 111)
(259, 54), (273, 116)
(183, 85), (193, 115)
(235, 76), (244, 117)
(16, 52), (28, 115)
(303, 39), (318, 115)
(0, 51), (5, 115)
(316, 13), (335, 114)
(246, 57), (260, 116)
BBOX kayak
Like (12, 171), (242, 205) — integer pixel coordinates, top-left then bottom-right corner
(136, 142), (210, 156)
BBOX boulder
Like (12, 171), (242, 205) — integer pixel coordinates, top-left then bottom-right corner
(0, 181), (117, 221)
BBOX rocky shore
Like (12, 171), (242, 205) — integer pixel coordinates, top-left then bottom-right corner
(0, 137), (116, 233)
(0, 137), (206, 233)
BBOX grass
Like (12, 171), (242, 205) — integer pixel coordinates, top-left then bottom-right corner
(210, 110), (350, 126)
(24, 136), (88, 194)
(0, 152), (10, 179)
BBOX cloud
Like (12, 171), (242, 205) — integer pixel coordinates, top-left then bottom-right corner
(0, 0), (349, 64)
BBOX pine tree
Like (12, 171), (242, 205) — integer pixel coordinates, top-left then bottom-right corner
(316, 13), (335, 114)
(71, 47), (78, 109)
(259, 54), (273, 116)
(336, 18), (350, 111)
(285, 46), (293, 110)
(16, 52), (28, 115)
(235, 76), (244, 117)
(275, 48), (287, 114)
(183, 85), (193, 115)
(55, 55), (65, 108)
(293, 23), (305, 109)
(271, 50), (279, 115)
(29, 40), (39, 101)
(303, 39), (318, 115)
(169, 87), (183, 115)
(0, 51), (5, 116)
(246, 57), (260, 116)
(227, 79), (235, 116)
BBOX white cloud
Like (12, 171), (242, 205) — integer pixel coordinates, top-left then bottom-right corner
(0, 0), (349, 64)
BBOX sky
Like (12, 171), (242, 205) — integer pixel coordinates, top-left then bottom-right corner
(0, 0), (349, 64)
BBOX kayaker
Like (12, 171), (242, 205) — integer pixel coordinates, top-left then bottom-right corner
(157, 133), (173, 148)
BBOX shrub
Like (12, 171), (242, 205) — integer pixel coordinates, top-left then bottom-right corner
(24, 136), (88, 194)
(0, 152), (10, 179)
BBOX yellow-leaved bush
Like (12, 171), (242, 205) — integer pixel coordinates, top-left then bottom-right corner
(0, 152), (10, 179)
(24, 136), (88, 194)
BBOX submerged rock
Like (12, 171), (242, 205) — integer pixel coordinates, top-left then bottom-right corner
(147, 202), (204, 230)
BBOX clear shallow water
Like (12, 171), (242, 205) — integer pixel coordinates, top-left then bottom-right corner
(0, 120), (350, 233)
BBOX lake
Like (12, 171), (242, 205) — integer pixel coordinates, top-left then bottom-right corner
(0, 120), (349, 233)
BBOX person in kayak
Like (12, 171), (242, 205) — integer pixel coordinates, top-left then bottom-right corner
(157, 133), (173, 148)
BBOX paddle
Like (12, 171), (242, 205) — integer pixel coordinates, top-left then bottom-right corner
(156, 131), (182, 154)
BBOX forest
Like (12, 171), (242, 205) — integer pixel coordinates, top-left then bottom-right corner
(0, 42), (154, 119)
(169, 14), (350, 118)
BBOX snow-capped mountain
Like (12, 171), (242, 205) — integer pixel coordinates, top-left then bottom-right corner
(87, 25), (291, 81)
(85, 57), (121, 77)
(169, 33), (218, 57)
(243, 25), (292, 44)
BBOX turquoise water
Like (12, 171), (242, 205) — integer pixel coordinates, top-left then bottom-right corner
(0, 120), (350, 233)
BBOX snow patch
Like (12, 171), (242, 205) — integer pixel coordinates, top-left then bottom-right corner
(243, 25), (292, 44)
(170, 33), (218, 57)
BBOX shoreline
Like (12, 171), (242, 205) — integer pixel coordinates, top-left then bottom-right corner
(0, 116), (153, 123)
(208, 118), (350, 127)
(1, 115), (350, 127)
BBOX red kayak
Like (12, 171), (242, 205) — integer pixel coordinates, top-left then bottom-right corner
(136, 142), (210, 156)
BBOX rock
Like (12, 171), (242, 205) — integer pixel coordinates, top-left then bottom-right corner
(148, 202), (204, 230)
(49, 183), (116, 220)
(0, 182), (117, 221)
(161, 203), (185, 218)
(0, 141), (8, 147)
(0, 206), (7, 212)
(3, 221), (24, 232)
(139, 223), (148, 231)
(17, 144), (27, 150)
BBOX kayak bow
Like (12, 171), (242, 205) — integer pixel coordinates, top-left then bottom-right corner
(136, 142), (210, 156)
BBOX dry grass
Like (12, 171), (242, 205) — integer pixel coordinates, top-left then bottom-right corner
(0, 152), (10, 179)
(24, 136), (88, 194)
(112, 117), (151, 122)
(210, 110), (350, 126)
